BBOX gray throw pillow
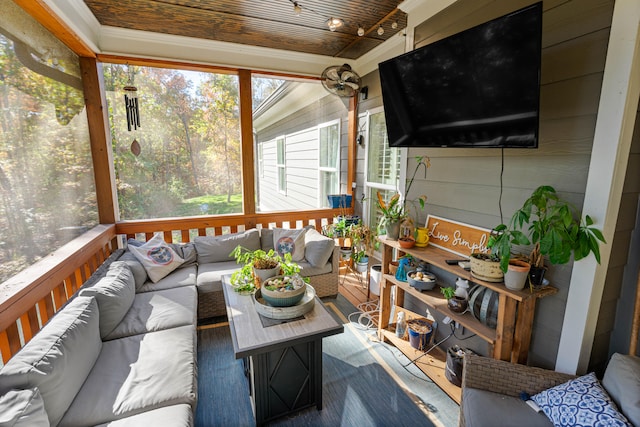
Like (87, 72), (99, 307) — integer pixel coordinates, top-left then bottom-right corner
(118, 252), (148, 290)
(304, 228), (335, 267)
(0, 388), (49, 427)
(602, 353), (640, 426)
(194, 229), (260, 264)
(79, 262), (135, 338)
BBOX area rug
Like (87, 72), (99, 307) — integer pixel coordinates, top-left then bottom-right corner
(195, 294), (459, 426)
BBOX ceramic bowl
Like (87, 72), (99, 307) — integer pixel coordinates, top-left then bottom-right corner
(407, 270), (437, 291)
(261, 275), (307, 307)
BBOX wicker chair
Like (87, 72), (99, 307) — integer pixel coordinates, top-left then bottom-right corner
(459, 354), (576, 427)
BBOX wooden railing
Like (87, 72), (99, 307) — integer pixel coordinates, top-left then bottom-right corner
(0, 208), (347, 363)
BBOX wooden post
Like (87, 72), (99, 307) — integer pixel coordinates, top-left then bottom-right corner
(238, 69), (256, 215)
(79, 57), (119, 225)
(347, 95), (358, 208)
(630, 272), (640, 355)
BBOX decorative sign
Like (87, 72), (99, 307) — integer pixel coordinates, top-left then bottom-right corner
(425, 215), (492, 257)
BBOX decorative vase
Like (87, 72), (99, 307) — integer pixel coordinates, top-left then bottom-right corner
(415, 227), (430, 247)
(385, 219), (401, 241)
(504, 259), (531, 291)
(469, 253), (504, 283)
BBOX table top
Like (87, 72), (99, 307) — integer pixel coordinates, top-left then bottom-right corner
(221, 275), (344, 359)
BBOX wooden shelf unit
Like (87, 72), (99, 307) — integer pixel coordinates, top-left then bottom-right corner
(377, 238), (557, 403)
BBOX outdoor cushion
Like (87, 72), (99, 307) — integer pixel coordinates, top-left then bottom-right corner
(304, 228), (335, 267)
(136, 265), (197, 293)
(297, 259), (332, 277)
(196, 261), (240, 293)
(462, 387), (552, 427)
(532, 372), (630, 427)
(129, 233), (185, 283)
(194, 229), (260, 264)
(273, 228), (306, 261)
(0, 388), (49, 427)
(79, 262), (136, 338)
(93, 404), (193, 427)
(103, 286), (197, 340)
(128, 239), (197, 269)
(260, 225), (313, 251)
(602, 353), (640, 426)
(0, 296), (102, 427)
(59, 325), (197, 426)
(117, 253), (148, 290)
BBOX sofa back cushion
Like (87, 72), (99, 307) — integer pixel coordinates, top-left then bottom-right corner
(79, 262), (136, 338)
(304, 228), (335, 267)
(0, 296), (102, 427)
(118, 252), (148, 290)
(195, 229), (260, 264)
(273, 228), (306, 261)
(602, 353), (640, 426)
(0, 388), (49, 427)
(260, 226), (314, 252)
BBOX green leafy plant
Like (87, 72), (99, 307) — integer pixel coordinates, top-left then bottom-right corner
(487, 224), (531, 273)
(353, 250), (368, 264)
(440, 286), (456, 300)
(507, 185), (606, 268)
(230, 246), (280, 269)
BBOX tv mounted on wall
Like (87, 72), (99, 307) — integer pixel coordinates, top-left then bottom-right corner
(379, 2), (542, 148)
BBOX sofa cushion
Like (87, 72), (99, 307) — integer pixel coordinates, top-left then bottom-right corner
(260, 226), (313, 252)
(0, 296), (102, 427)
(93, 404), (193, 427)
(59, 325), (197, 426)
(196, 261), (240, 293)
(273, 228), (306, 261)
(128, 239), (197, 269)
(103, 286), (197, 340)
(195, 229), (260, 264)
(298, 259), (332, 277)
(136, 265), (197, 293)
(462, 387), (552, 427)
(304, 228), (335, 267)
(117, 253), (148, 290)
(0, 388), (49, 427)
(79, 262), (136, 338)
(602, 353), (640, 426)
(532, 372), (630, 427)
(129, 233), (185, 283)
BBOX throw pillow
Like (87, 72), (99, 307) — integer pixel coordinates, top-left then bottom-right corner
(532, 372), (631, 427)
(194, 229), (261, 264)
(79, 262), (135, 338)
(304, 228), (335, 267)
(602, 353), (640, 426)
(273, 228), (306, 261)
(0, 388), (49, 427)
(128, 233), (184, 283)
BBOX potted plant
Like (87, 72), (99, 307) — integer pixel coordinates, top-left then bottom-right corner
(376, 156), (430, 240)
(441, 286), (468, 313)
(486, 224), (531, 290)
(353, 250), (369, 272)
(230, 246), (282, 290)
(469, 252), (504, 283)
(509, 185), (606, 286)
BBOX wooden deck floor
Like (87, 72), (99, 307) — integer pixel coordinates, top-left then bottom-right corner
(337, 262), (379, 310)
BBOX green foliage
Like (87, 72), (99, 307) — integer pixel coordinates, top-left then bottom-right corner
(496, 185), (606, 269)
(230, 246), (280, 269)
(441, 287), (456, 300)
(487, 224), (530, 273)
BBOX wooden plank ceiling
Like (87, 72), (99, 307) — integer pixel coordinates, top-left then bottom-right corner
(82, 0), (407, 59)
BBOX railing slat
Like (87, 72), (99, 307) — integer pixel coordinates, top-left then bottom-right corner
(53, 283), (67, 311)
(0, 329), (12, 364)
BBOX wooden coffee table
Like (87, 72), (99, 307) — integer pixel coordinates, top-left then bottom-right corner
(221, 275), (343, 426)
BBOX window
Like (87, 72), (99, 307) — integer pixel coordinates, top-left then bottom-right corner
(363, 108), (404, 227)
(276, 137), (286, 193)
(0, 9), (97, 282)
(252, 75), (348, 212)
(103, 65), (242, 219)
(319, 121), (340, 207)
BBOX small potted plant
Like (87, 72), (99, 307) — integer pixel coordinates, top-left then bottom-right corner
(441, 286), (468, 313)
(230, 246), (282, 290)
(353, 250), (369, 272)
(508, 185), (606, 286)
(486, 224), (531, 290)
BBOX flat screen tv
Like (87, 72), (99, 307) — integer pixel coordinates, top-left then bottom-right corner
(379, 2), (542, 148)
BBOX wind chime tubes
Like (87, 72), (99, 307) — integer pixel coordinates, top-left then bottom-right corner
(124, 84), (140, 132)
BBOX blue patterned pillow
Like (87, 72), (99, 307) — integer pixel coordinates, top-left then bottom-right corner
(532, 372), (631, 427)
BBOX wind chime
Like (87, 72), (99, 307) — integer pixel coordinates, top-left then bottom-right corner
(124, 66), (141, 156)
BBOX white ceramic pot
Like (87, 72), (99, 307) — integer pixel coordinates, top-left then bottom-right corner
(504, 259), (531, 291)
(253, 264), (280, 286)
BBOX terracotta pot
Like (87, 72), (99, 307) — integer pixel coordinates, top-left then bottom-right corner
(398, 237), (416, 249)
(504, 259), (531, 291)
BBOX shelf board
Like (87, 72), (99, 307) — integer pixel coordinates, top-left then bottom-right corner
(380, 327), (461, 404)
(380, 239), (558, 301)
(385, 274), (496, 344)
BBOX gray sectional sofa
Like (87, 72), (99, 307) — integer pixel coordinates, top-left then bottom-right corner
(0, 226), (338, 426)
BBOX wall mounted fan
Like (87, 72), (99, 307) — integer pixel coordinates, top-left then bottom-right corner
(321, 64), (361, 97)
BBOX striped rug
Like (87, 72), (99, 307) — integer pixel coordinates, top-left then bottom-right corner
(195, 295), (459, 427)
